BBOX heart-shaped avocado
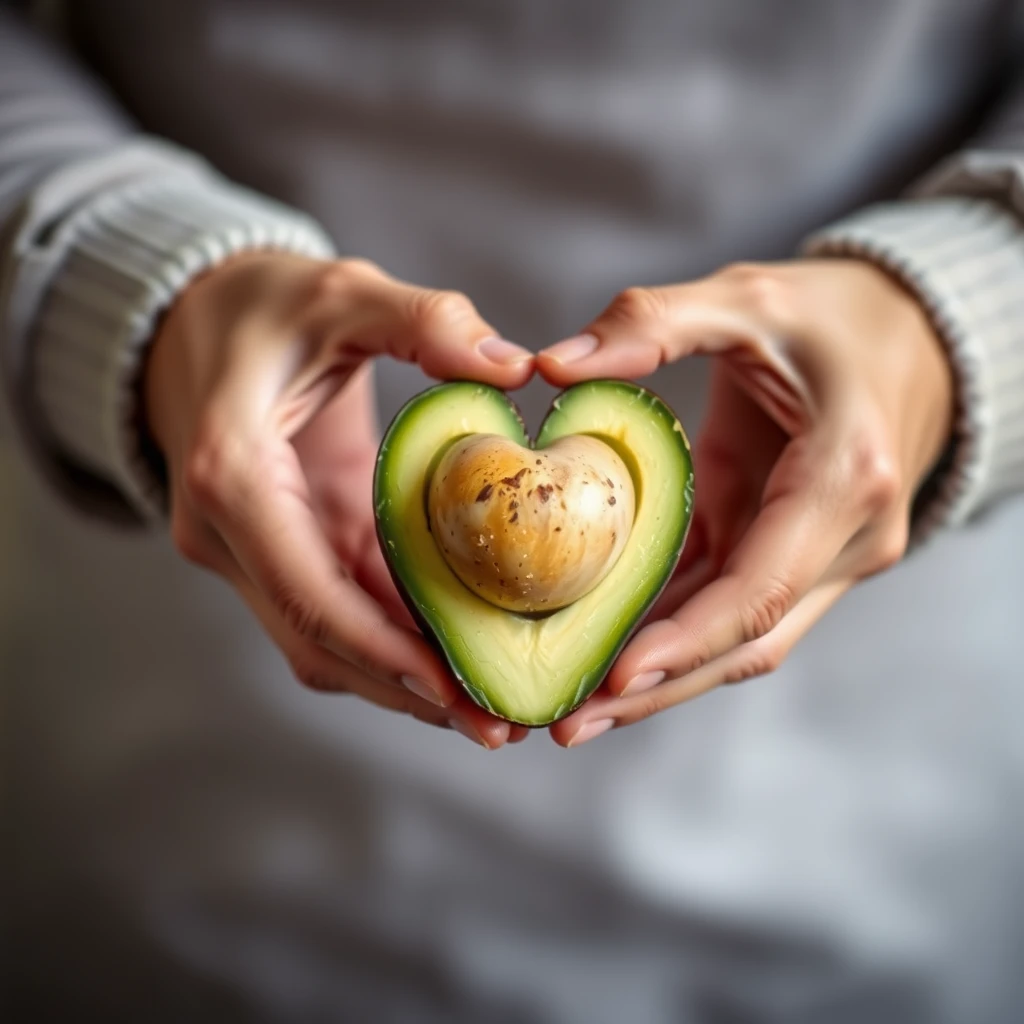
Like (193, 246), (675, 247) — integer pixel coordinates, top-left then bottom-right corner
(374, 381), (694, 726)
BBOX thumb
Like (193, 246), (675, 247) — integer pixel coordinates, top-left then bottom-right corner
(399, 285), (535, 388)
(537, 270), (787, 387)
(307, 261), (534, 389)
(539, 286), (763, 386)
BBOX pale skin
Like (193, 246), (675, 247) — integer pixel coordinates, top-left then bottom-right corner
(145, 252), (535, 748)
(145, 253), (953, 749)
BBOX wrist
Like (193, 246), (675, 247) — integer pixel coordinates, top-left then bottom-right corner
(142, 250), (289, 458)
(802, 196), (1024, 537)
(862, 259), (956, 489)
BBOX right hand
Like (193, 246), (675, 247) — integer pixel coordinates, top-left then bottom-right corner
(143, 251), (535, 748)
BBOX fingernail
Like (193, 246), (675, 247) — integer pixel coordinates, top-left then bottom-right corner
(477, 336), (533, 365)
(450, 718), (489, 748)
(539, 333), (599, 364)
(622, 670), (666, 696)
(567, 718), (614, 748)
(401, 675), (448, 707)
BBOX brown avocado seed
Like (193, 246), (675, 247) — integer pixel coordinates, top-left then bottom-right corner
(427, 433), (635, 612)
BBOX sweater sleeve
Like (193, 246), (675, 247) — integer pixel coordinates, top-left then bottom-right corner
(803, 75), (1024, 539)
(0, 7), (335, 525)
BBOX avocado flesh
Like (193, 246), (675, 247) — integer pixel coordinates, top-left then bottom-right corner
(374, 380), (694, 726)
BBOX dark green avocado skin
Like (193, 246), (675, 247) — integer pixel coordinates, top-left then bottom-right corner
(374, 380), (694, 726)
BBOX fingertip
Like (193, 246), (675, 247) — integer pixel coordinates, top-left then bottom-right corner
(538, 333), (599, 364)
(536, 333), (600, 386)
(421, 337), (535, 390)
(473, 337), (535, 390)
(477, 337), (533, 366)
(537, 331), (660, 384)
(451, 700), (513, 749)
(472, 717), (510, 750)
(535, 352), (586, 388)
(605, 619), (676, 692)
(548, 721), (574, 748)
(550, 709), (615, 748)
(548, 697), (609, 747)
(508, 725), (531, 744)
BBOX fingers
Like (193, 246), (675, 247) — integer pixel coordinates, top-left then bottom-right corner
(219, 564), (522, 749)
(536, 266), (808, 407)
(550, 577), (850, 747)
(507, 725), (532, 744)
(303, 259), (534, 390)
(173, 461), (527, 747)
(261, 607), (524, 750)
(181, 429), (461, 706)
(603, 426), (868, 696)
(295, 643), (519, 749)
(276, 638), (522, 750)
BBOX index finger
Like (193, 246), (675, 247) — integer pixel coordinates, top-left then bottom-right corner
(605, 428), (865, 696)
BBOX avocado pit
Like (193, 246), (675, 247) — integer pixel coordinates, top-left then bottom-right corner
(428, 433), (635, 613)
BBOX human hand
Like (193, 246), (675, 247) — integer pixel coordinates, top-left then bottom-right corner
(144, 251), (534, 747)
(536, 260), (954, 746)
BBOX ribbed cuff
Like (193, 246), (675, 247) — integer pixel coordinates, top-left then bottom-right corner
(803, 196), (1024, 540)
(30, 173), (336, 520)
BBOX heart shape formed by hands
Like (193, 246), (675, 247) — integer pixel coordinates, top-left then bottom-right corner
(374, 381), (694, 725)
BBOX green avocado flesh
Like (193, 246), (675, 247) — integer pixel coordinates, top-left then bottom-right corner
(374, 380), (694, 726)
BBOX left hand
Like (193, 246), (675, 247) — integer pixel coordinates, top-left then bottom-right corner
(536, 259), (955, 747)
(144, 251), (534, 748)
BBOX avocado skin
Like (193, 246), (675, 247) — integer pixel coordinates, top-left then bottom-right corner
(374, 380), (694, 726)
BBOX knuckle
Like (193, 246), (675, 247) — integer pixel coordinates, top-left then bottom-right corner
(336, 256), (382, 278)
(414, 289), (478, 333)
(182, 449), (220, 513)
(848, 431), (902, 514)
(663, 619), (713, 676)
(721, 263), (794, 327)
(727, 638), (785, 684)
(738, 578), (795, 643)
(719, 261), (764, 283)
(685, 643), (714, 675)
(628, 691), (665, 725)
(313, 257), (382, 299)
(605, 286), (666, 328)
(182, 429), (246, 514)
(270, 578), (329, 646)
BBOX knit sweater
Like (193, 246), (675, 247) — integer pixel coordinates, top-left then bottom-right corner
(2, 2), (1024, 534)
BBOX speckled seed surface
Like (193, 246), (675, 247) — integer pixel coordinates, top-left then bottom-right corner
(427, 433), (635, 612)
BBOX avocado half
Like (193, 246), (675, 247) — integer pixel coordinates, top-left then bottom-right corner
(373, 380), (694, 726)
